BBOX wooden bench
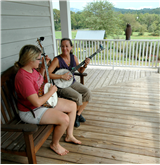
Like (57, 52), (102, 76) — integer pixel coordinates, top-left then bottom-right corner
(1, 66), (87, 164)
(74, 72), (87, 85)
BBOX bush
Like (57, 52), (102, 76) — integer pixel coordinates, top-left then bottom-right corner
(138, 32), (144, 36)
(152, 30), (160, 36)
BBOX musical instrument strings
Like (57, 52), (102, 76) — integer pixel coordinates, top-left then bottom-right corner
(37, 37), (58, 107)
(71, 45), (105, 74)
(53, 44), (105, 88)
(41, 48), (51, 83)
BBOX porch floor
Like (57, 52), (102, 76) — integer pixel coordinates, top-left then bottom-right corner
(76, 66), (158, 90)
(1, 68), (160, 164)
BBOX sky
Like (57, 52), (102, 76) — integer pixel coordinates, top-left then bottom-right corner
(52, 0), (160, 10)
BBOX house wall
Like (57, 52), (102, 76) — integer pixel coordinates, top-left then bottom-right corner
(1, 0), (56, 73)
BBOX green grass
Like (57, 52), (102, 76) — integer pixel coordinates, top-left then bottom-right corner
(55, 31), (62, 39)
(106, 32), (159, 40)
(55, 30), (77, 39)
(55, 30), (159, 40)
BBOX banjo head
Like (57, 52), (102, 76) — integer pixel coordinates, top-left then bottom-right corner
(44, 83), (58, 107)
(54, 69), (73, 88)
(47, 93), (58, 107)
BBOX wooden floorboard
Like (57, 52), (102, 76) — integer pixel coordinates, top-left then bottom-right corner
(1, 68), (160, 164)
(75, 67), (157, 90)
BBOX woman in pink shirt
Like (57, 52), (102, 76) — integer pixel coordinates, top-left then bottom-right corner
(14, 45), (81, 156)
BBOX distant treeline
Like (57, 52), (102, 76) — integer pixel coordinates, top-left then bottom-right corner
(113, 7), (160, 14)
(53, 7), (160, 36)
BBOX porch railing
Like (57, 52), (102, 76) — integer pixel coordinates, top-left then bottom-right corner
(56, 39), (160, 69)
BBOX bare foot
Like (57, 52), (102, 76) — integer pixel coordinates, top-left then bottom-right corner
(65, 135), (82, 144)
(50, 142), (69, 156)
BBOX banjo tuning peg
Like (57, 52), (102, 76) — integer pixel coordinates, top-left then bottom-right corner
(40, 37), (44, 41)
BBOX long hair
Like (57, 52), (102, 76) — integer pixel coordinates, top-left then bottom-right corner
(14, 45), (41, 68)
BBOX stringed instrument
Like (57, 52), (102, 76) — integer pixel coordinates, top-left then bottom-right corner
(53, 44), (105, 88)
(37, 37), (58, 107)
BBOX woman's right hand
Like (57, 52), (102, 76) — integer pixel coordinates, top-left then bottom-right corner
(49, 84), (57, 94)
(62, 72), (72, 81)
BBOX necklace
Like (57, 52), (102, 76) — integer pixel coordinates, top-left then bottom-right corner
(63, 57), (70, 66)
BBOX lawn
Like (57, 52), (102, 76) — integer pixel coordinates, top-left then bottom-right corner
(55, 30), (159, 40)
(55, 30), (77, 39)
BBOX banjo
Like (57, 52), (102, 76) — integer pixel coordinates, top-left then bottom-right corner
(53, 44), (105, 88)
(37, 37), (58, 107)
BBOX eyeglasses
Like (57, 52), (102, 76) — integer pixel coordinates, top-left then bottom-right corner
(36, 57), (42, 61)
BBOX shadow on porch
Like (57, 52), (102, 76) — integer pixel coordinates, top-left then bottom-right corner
(1, 68), (160, 164)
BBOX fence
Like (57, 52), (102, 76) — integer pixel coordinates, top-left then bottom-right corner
(56, 39), (160, 69)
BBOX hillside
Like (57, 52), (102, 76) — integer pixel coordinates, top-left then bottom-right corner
(70, 7), (160, 14)
(113, 7), (160, 14)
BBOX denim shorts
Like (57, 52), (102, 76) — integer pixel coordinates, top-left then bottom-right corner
(19, 107), (49, 124)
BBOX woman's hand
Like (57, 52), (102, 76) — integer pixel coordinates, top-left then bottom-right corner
(84, 58), (90, 67)
(49, 84), (57, 94)
(62, 72), (72, 81)
(42, 55), (51, 68)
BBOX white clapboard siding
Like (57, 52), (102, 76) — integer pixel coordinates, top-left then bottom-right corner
(2, 55), (19, 72)
(1, 0), (56, 73)
(1, 16), (51, 30)
(2, 46), (54, 72)
(1, 1), (50, 16)
(1, 27), (52, 44)
(1, 36), (53, 58)
(7, 0), (49, 6)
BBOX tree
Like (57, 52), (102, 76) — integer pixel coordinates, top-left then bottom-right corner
(148, 21), (157, 33)
(150, 20), (160, 36)
(120, 13), (141, 32)
(71, 11), (86, 30)
(53, 9), (61, 31)
(141, 13), (156, 30)
(138, 24), (147, 35)
(83, 1), (122, 37)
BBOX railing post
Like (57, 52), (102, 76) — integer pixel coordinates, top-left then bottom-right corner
(55, 39), (159, 69)
(158, 63), (160, 73)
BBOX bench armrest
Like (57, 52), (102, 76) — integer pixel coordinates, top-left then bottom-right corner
(74, 72), (87, 77)
(1, 124), (38, 133)
(74, 72), (87, 85)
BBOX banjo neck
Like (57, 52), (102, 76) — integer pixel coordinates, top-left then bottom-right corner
(71, 44), (104, 74)
(37, 37), (58, 108)
(41, 49), (51, 83)
(37, 38), (51, 83)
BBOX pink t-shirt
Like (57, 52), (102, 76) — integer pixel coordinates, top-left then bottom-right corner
(15, 68), (43, 112)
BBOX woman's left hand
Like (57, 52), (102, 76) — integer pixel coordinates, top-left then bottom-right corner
(42, 55), (51, 66)
(85, 58), (90, 66)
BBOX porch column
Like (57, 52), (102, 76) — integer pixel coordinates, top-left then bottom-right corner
(59, 0), (72, 39)
(49, 1), (57, 57)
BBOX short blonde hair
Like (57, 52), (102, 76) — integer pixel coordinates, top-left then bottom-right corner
(14, 45), (41, 68)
